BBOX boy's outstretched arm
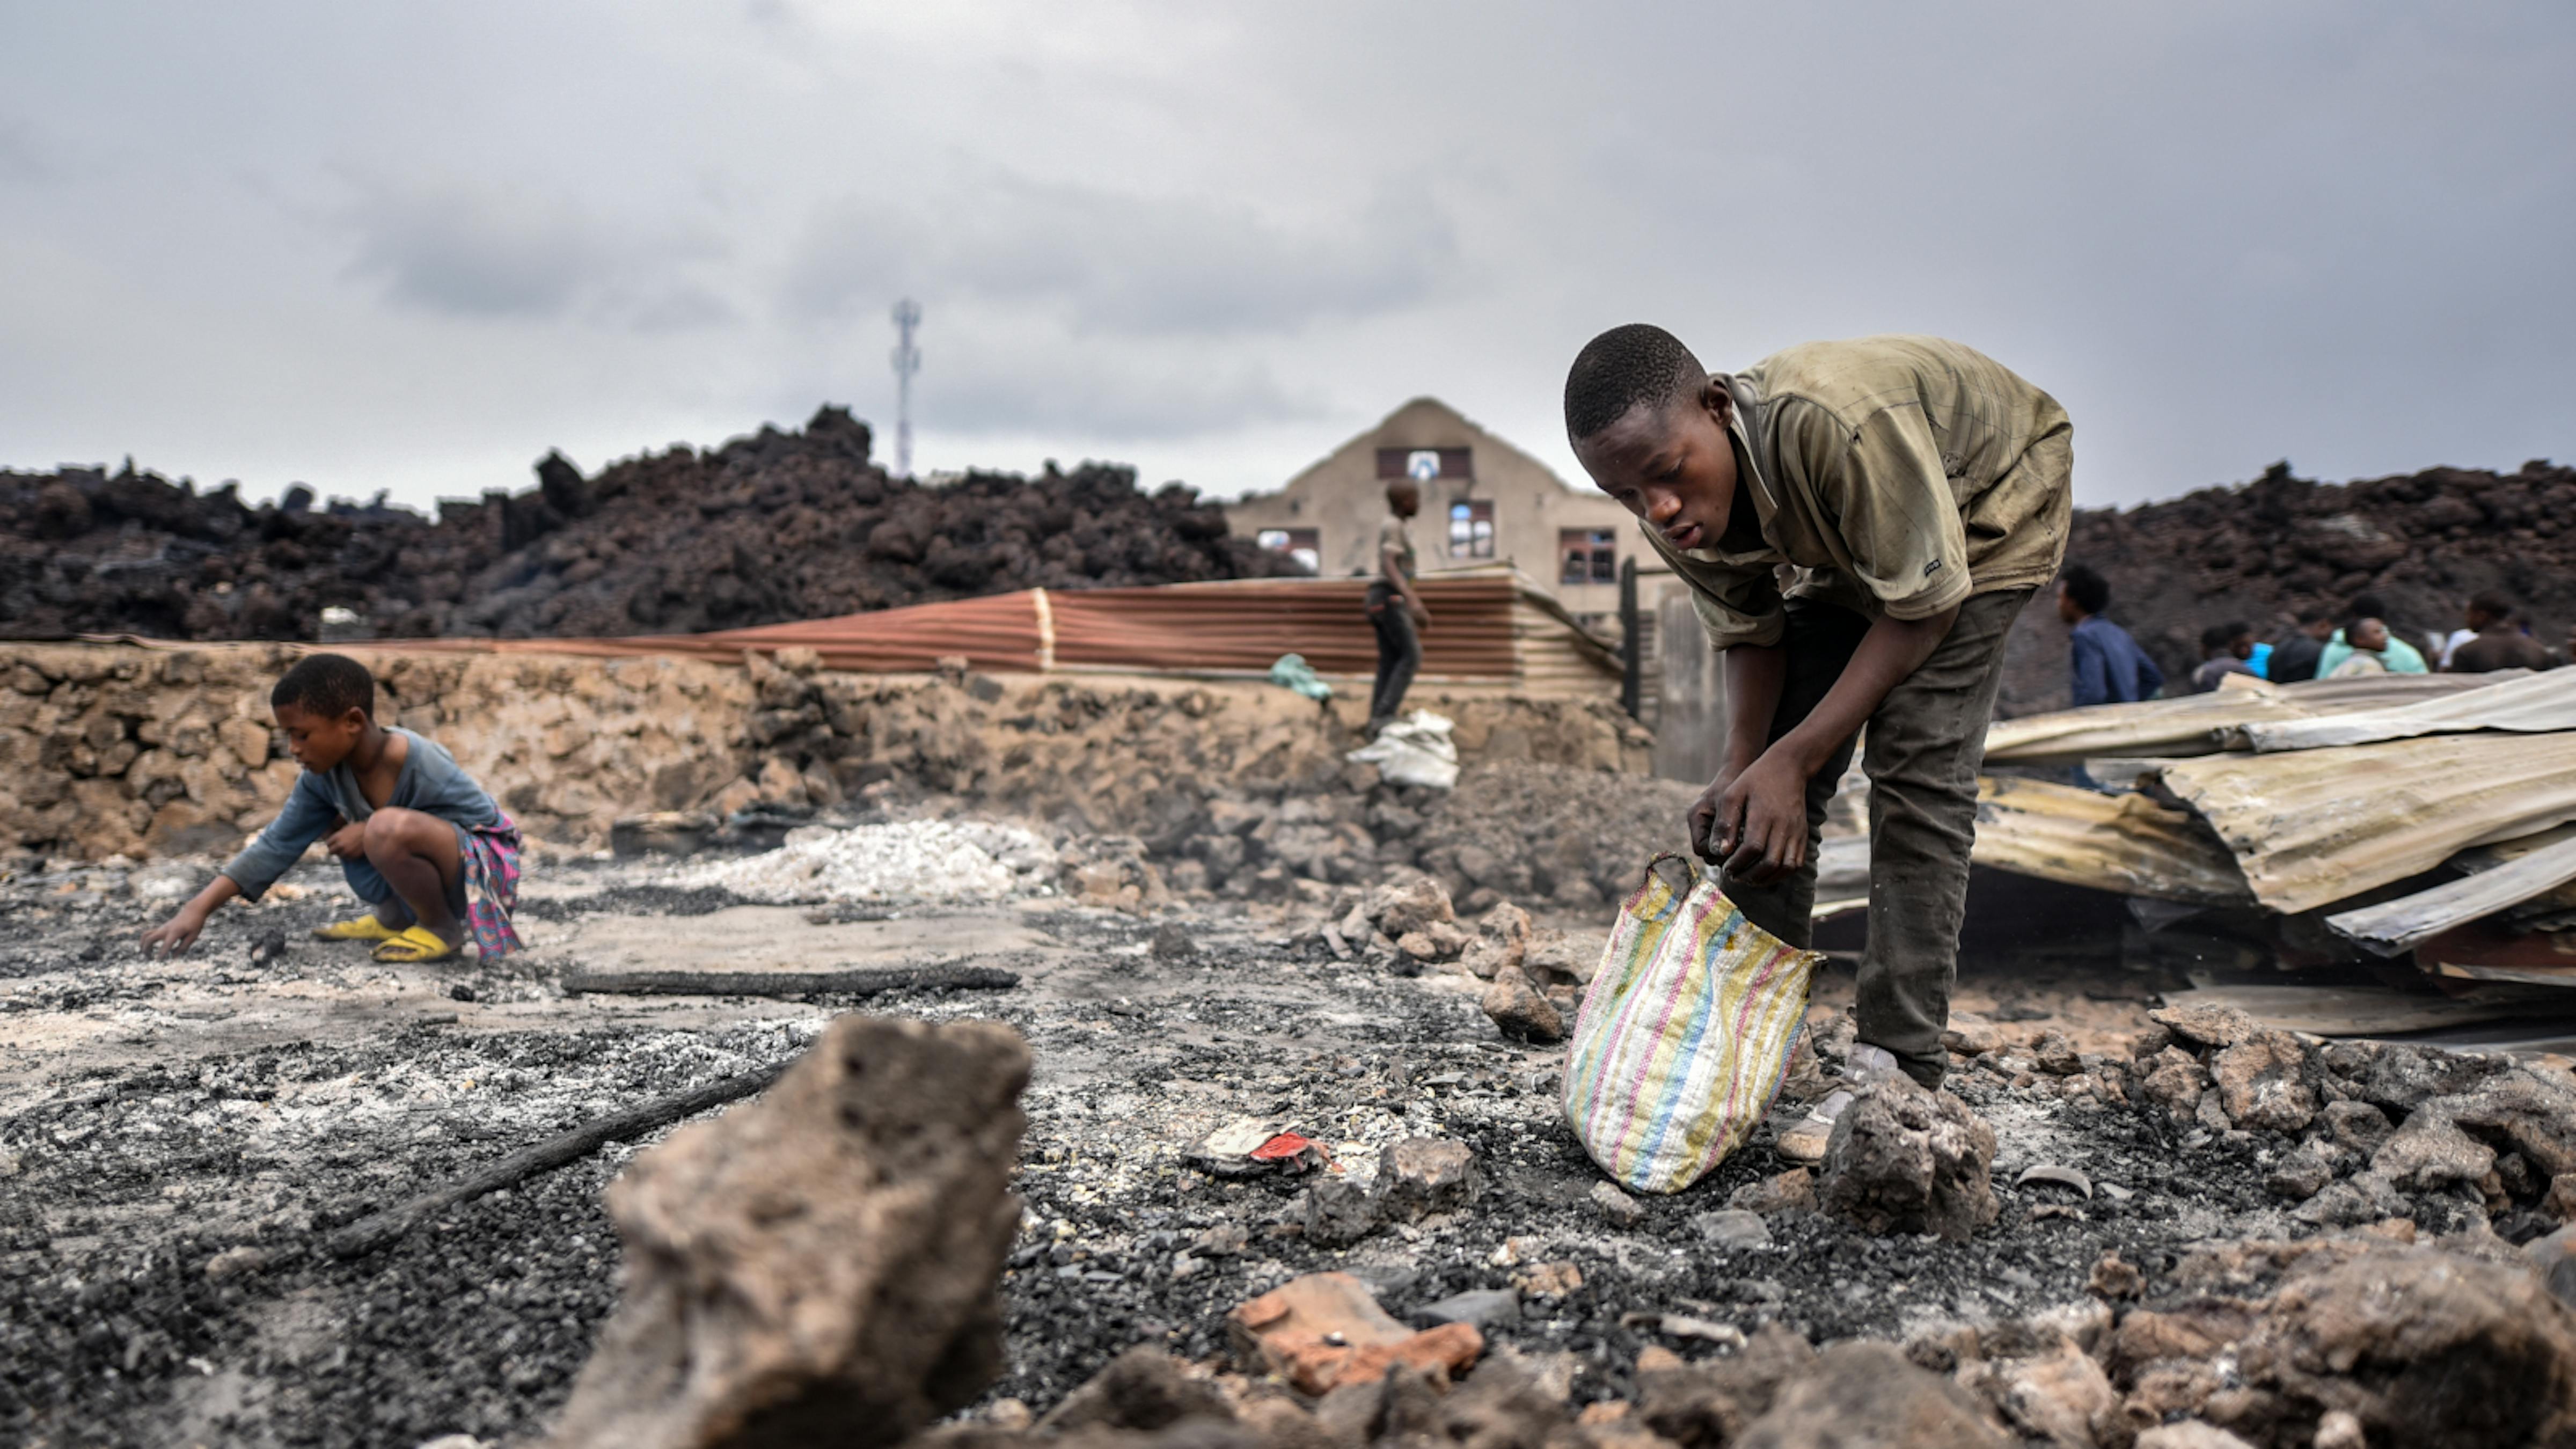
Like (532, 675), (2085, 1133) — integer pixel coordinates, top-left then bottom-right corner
(1713, 604), (1960, 884)
(143, 874), (243, 956)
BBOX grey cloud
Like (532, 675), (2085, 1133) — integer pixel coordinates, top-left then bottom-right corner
(0, 117), (59, 185)
(340, 172), (603, 318)
(920, 347), (1324, 442)
(788, 172), (1454, 338)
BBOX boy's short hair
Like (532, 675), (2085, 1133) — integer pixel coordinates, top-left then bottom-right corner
(272, 653), (375, 719)
(2348, 592), (2389, 620)
(1564, 324), (1704, 442)
(2296, 605), (2331, 625)
(2060, 564), (2112, 616)
(2470, 590), (2515, 619)
(2200, 623), (2239, 652)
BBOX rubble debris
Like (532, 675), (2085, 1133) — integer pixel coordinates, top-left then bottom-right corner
(1817, 1078), (2000, 1242)
(2016, 1163), (2095, 1199)
(674, 821), (1058, 904)
(544, 1015), (1030, 1449)
(324, 1059), (792, 1261)
(1479, 967), (1566, 1044)
(1738, 1341), (2011, 1448)
(1030, 1345), (1233, 1435)
(558, 963), (1020, 999)
(1300, 1178), (1378, 1247)
(1729, 1167), (1819, 1216)
(1634, 1321), (1817, 1446)
(1589, 1181), (1645, 1228)
(0, 411), (1299, 643)
(1693, 1208), (1774, 1249)
(1377, 1137), (1480, 1220)
(1226, 1272), (1483, 1395)
(2209, 1030), (2319, 1135)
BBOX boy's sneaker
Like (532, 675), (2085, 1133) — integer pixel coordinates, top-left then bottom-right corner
(312, 913), (402, 942)
(1776, 1042), (1900, 1165)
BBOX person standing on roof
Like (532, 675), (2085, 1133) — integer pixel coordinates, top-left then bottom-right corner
(2315, 592), (2428, 677)
(2058, 564), (2163, 706)
(2267, 608), (2336, 683)
(1563, 326), (2070, 1161)
(1364, 478), (1431, 734)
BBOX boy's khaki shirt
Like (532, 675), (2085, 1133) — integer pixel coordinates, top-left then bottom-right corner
(1641, 334), (2073, 652)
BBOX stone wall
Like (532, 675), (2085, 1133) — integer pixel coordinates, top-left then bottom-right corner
(0, 643), (1652, 863)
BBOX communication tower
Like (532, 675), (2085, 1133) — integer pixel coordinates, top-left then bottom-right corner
(890, 298), (922, 479)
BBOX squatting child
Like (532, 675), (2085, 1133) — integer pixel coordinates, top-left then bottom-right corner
(142, 653), (524, 963)
(1563, 328), (2072, 1161)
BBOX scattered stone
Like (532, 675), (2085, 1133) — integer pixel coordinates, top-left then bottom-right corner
(1227, 1271), (1483, 1396)
(1034, 1344), (1233, 1433)
(2312, 1408), (2366, 1449)
(2442, 1066), (2576, 1179)
(1735, 1341), (2012, 1448)
(2548, 1174), (2576, 1224)
(1481, 967), (1565, 1045)
(2015, 1163), (2093, 1200)
(1817, 1078), (1999, 1243)
(1148, 921), (1197, 960)
(2319, 1099), (2395, 1154)
(1942, 1017), (2011, 1057)
(2293, 1172), (2411, 1229)
(2151, 1001), (2257, 1049)
(1590, 1181), (1645, 1229)
(2321, 1040), (2509, 1116)
(202, 1245), (272, 1281)
(1377, 1137), (1480, 1220)
(2374, 1108), (2497, 1192)
(2135, 1425), (2256, 1449)
(1515, 1261), (1583, 1299)
(2265, 1144), (2335, 1201)
(2139, 1048), (2208, 1118)
(1623, 1311), (1747, 1350)
(1302, 1177), (1379, 1247)
(1414, 1289), (1520, 1331)
(248, 928), (289, 965)
(2030, 1031), (2084, 1076)
(1370, 877), (1455, 939)
(2210, 1029), (2318, 1135)
(1963, 1338), (2119, 1449)
(2235, 1246), (2576, 1449)
(1693, 1209), (1774, 1250)
(2088, 1252), (2143, 1300)
(1636, 1322), (1817, 1447)
(1729, 1167), (1819, 1216)
(545, 1015), (1031, 1449)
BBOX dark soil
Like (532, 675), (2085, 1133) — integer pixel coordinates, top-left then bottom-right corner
(0, 406), (1302, 645)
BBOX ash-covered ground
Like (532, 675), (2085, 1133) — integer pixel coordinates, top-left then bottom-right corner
(0, 846), (2493, 1448)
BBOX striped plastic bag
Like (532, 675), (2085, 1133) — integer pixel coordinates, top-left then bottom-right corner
(1561, 853), (1822, 1195)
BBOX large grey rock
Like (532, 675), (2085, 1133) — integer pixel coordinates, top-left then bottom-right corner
(2374, 1108), (2498, 1192)
(2317, 1040), (2509, 1116)
(1818, 1078), (1999, 1243)
(545, 1015), (1030, 1449)
(1377, 1137), (1480, 1220)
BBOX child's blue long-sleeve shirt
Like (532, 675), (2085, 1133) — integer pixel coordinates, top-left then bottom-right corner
(219, 728), (500, 899)
(2069, 615), (2165, 707)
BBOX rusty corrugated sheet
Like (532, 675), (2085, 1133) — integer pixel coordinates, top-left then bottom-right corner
(2155, 732), (2576, 915)
(377, 564), (1619, 691)
(1969, 774), (2252, 905)
(1984, 672), (2500, 763)
(2237, 667), (2576, 752)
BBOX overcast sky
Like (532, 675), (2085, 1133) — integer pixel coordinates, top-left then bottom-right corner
(5, 3), (2572, 513)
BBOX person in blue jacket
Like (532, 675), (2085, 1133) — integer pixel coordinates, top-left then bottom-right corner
(2057, 564), (2163, 706)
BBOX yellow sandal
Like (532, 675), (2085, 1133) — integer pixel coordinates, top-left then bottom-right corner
(372, 926), (461, 963)
(313, 913), (404, 942)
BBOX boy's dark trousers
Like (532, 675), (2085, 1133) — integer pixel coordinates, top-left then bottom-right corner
(1364, 582), (1421, 722)
(1718, 587), (2034, 1089)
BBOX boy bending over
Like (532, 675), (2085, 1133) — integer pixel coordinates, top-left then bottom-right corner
(1564, 328), (2070, 1160)
(143, 653), (524, 963)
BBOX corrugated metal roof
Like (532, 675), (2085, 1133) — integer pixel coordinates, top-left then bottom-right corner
(377, 564), (1622, 691)
(2155, 731), (2576, 915)
(2327, 832), (2576, 955)
(2237, 667), (2576, 752)
(1969, 774), (2252, 905)
(1984, 673), (2498, 763)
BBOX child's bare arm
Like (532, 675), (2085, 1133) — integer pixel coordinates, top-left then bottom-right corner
(142, 874), (243, 956)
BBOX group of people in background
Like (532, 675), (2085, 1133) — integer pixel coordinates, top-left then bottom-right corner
(2057, 564), (2565, 707)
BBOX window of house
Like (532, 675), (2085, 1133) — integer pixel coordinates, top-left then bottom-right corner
(1255, 527), (1321, 574)
(1561, 528), (1617, 584)
(1376, 447), (1474, 480)
(1448, 500), (1495, 559)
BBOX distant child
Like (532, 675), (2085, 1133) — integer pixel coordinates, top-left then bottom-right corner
(2058, 564), (2164, 705)
(142, 653), (523, 963)
(2187, 621), (2258, 693)
(2445, 591), (2555, 674)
